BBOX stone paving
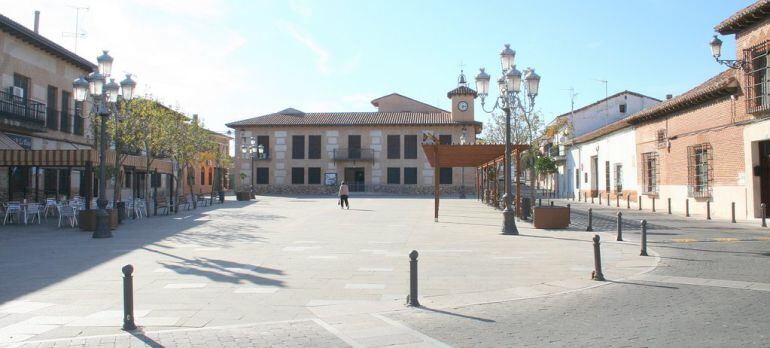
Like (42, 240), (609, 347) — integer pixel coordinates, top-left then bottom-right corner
(0, 196), (657, 347)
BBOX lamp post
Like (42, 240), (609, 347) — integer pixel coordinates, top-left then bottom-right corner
(475, 44), (541, 235)
(241, 137), (257, 190)
(73, 50), (137, 239)
(459, 126), (467, 199)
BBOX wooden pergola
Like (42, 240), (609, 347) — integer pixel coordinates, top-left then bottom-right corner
(422, 143), (529, 221)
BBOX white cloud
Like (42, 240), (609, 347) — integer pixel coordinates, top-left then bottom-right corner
(279, 21), (330, 74)
(289, 0), (312, 17)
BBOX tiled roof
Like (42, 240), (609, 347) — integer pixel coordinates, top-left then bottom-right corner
(0, 14), (95, 71)
(626, 69), (738, 125)
(446, 86), (478, 98)
(715, 0), (770, 35)
(227, 110), (479, 127)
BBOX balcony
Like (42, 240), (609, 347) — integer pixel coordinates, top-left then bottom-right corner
(333, 148), (374, 162)
(549, 145), (566, 162)
(0, 89), (46, 131)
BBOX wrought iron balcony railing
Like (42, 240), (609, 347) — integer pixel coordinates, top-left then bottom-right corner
(333, 148), (374, 161)
(0, 89), (46, 127)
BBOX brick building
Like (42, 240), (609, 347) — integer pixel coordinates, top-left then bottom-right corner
(227, 74), (482, 195)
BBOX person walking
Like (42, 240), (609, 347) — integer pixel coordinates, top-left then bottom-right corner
(339, 181), (350, 209)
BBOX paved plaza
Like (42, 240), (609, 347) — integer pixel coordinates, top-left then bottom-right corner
(0, 196), (658, 347)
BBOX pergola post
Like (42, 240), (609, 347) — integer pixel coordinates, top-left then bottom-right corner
(85, 160), (93, 210)
(433, 144), (439, 222)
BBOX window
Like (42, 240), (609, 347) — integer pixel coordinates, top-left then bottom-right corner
(256, 168), (269, 184)
(151, 172), (161, 188)
(656, 129), (667, 149)
(439, 134), (452, 145)
(308, 167), (321, 184)
(619, 103), (627, 113)
(584, 172), (588, 184)
(13, 74), (30, 100)
(387, 167), (400, 184)
(291, 167), (304, 184)
(440, 167), (453, 184)
(292, 136), (305, 159)
(745, 41), (770, 113)
(688, 144), (713, 198)
(404, 167), (417, 184)
(404, 135), (418, 159)
(605, 161), (610, 193)
(60, 91), (70, 133)
(208, 167), (213, 185)
(46, 85), (58, 130)
(387, 135), (401, 159)
(125, 171), (132, 188)
(200, 166), (205, 185)
(642, 152), (659, 194)
(74, 101), (84, 135)
(257, 135), (270, 159)
(614, 164), (623, 193)
(308, 135), (321, 159)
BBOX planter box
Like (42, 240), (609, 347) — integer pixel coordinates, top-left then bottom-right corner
(532, 206), (569, 229)
(79, 209), (119, 231)
(236, 192), (251, 201)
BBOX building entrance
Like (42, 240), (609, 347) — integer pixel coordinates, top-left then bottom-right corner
(344, 167), (365, 192)
(759, 140), (770, 215)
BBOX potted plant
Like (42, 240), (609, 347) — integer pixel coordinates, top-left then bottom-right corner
(236, 173), (251, 201)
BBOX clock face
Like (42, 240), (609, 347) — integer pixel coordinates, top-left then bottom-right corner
(458, 101), (469, 112)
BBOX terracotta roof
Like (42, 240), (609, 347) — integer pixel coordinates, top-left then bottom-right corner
(227, 110), (480, 127)
(626, 69), (738, 125)
(715, 0), (770, 35)
(552, 90), (661, 120)
(446, 86), (478, 98)
(572, 118), (632, 144)
(0, 14), (95, 71)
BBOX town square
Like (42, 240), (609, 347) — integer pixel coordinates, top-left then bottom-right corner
(1, 1), (770, 347)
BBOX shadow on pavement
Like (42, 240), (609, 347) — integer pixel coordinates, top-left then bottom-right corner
(418, 306), (496, 323)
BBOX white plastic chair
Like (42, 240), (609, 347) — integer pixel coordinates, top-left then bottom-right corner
(136, 199), (147, 218)
(43, 198), (58, 217)
(25, 203), (42, 224)
(58, 205), (77, 228)
(3, 201), (22, 225)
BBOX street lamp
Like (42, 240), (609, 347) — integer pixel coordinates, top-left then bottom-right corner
(73, 50), (136, 239)
(241, 136), (257, 189)
(459, 126), (468, 199)
(709, 35), (748, 70)
(475, 44), (541, 235)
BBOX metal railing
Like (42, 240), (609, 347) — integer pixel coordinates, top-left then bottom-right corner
(333, 148), (375, 161)
(0, 90), (46, 125)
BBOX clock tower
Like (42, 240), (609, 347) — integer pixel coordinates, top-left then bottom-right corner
(447, 70), (478, 122)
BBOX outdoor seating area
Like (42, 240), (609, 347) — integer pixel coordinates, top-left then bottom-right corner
(0, 196), (156, 228)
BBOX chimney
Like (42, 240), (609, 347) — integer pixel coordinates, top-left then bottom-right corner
(192, 114), (199, 123)
(34, 11), (40, 33)
(666, 94), (673, 100)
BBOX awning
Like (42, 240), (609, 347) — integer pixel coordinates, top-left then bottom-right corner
(0, 133), (23, 150)
(0, 149), (173, 174)
(421, 144), (528, 167)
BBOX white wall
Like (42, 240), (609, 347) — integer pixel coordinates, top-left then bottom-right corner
(570, 93), (659, 138)
(566, 127), (638, 198)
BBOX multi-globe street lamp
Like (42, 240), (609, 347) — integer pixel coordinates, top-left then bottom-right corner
(240, 138), (265, 191)
(72, 50), (137, 239)
(475, 44), (541, 235)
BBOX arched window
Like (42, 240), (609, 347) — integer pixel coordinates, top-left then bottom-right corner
(200, 166), (205, 185)
(208, 167), (213, 185)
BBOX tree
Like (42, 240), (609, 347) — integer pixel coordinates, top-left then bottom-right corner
(166, 114), (215, 211)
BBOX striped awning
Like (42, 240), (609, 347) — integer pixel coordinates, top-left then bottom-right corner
(0, 133), (23, 150)
(0, 149), (173, 174)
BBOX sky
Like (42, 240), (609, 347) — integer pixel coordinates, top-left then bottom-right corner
(0, 0), (752, 135)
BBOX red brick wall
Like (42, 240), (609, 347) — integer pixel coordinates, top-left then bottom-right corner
(634, 96), (745, 189)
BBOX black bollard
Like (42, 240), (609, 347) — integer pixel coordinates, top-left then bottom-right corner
(616, 194), (620, 208)
(762, 203), (767, 227)
(707, 200), (711, 220)
(567, 203), (571, 224)
(607, 193), (611, 207)
(686, 199), (690, 217)
(587, 208), (593, 232)
(592, 234), (605, 281)
(731, 202), (736, 223)
(408, 250), (420, 307)
(652, 197), (656, 212)
(627, 195), (631, 209)
(638, 196), (642, 211)
(668, 198), (671, 214)
(122, 265), (137, 331)
(616, 212), (623, 241)
(640, 220), (648, 256)
(538, 198), (542, 207)
(599, 193), (602, 205)
(591, 194), (595, 204)
(550, 201), (554, 207)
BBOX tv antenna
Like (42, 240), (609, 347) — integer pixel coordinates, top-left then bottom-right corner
(62, 6), (89, 54)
